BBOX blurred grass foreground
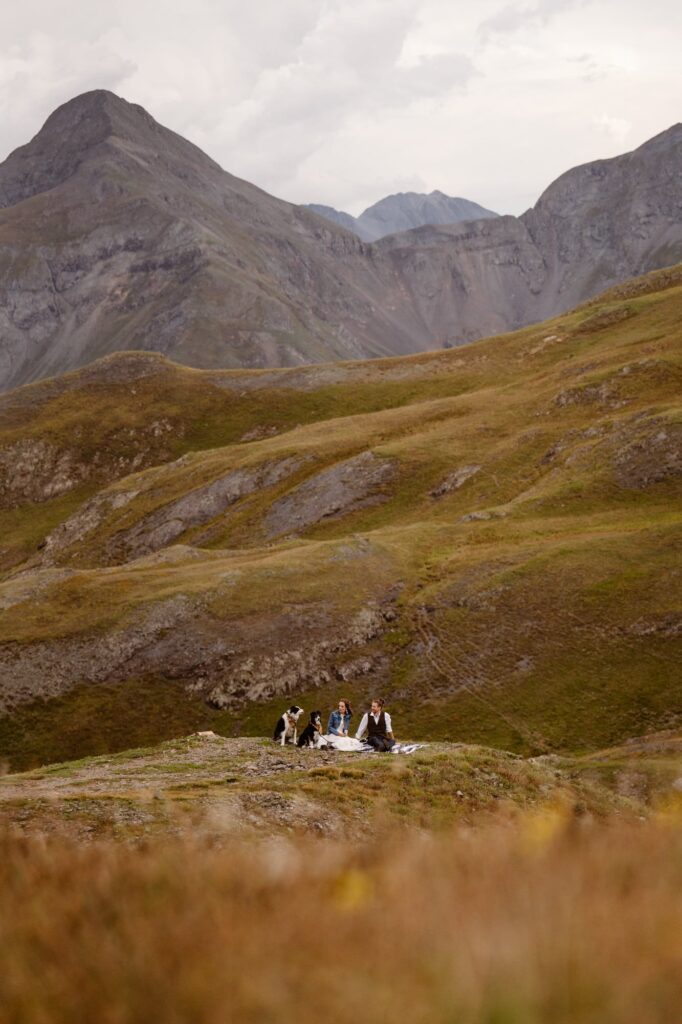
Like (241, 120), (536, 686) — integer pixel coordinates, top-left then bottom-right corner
(2, 813), (682, 1023)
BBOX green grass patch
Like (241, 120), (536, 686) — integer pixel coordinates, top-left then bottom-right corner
(0, 678), (221, 772)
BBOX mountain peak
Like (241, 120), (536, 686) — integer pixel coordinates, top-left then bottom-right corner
(528, 120), (682, 219)
(49, 88), (127, 113)
(42, 89), (159, 139)
(0, 90), (223, 211)
(0, 90), (148, 209)
(307, 189), (498, 241)
(0, 90), (680, 397)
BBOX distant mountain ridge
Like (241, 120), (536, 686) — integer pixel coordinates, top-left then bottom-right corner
(0, 90), (680, 392)
(307, 190), (499, 241)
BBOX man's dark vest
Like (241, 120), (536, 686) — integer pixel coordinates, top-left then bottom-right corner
(367, 711), (388, 738)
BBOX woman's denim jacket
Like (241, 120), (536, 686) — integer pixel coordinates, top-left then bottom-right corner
(327, 710), (352, 735)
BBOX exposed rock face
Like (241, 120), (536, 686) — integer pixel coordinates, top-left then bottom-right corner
(36, 448), (399, 564)
(0, 417), (177, 509)
(536, 413), (682, 491)
(41, 488), (140, 564)
(104, 458), (303, 562)
(205, 603), (389, 709)
(0, 90), (386, 390)
(571, 415), (682, 490)
(0, 581), (396, 716)
(612, 421), (682, 489)
(0, 90), (680, 391)
(430, 465), (482, 499)
(0, 592), (198, 714)
(264, 452), (395, 538)
(521, 124), (682, 319)
(0, 439), (89, 507)
(42, 457), (302, 565)
(307, 190), (499, 241)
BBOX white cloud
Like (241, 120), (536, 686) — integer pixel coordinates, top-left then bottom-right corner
(0, 31), (135, 153)
(593, 113), (632, 146)
(477, 0), (586, 40)
(0, 0), (679, 215)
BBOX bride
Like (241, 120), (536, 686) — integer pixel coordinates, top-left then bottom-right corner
(324, 699), (364, 751)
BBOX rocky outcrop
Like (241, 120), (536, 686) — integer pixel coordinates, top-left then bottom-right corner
(42, 456), (302, 565)
(0, 439), (90, 507)
(0, 353), (187, 509)
(0, 417), (177, 509)
(537, 413), (682, 491)
(607, 417), (682, 490)
(204, 604), (390, 709)
(0, 91), (680, 391)
(430, 465), (482, 499)
(41, 488), (140, 564)
(264, 452), (395, 538)
(107, 457), (303, 562)
(0, 592), (199, 714)
(0, 576), (398, 715)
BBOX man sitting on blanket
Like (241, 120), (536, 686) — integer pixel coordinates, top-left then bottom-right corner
(355, 698), (395, 752)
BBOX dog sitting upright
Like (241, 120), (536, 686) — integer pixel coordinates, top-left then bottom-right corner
(297, 710), (328, 749)
(273, 705), (304, 746)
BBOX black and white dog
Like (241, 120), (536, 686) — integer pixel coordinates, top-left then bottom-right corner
(297, 710), (329, 749)
(273, 705), (304, 746)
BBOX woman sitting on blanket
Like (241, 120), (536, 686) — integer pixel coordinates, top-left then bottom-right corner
(327, 699), (353, 737)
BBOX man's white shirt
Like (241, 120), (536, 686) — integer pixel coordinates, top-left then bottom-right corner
(355, 711), (392, 739)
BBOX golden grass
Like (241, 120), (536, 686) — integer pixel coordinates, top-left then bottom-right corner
(2, 815), (682, 1022)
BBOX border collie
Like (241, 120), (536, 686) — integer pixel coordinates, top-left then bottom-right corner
(297, 710), (328, 749)
(273, 705), (304, 746)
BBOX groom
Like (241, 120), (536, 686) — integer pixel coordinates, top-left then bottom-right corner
(355, 698), (395, 752)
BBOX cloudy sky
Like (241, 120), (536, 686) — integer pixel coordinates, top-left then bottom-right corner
(1, 0), (680, 215)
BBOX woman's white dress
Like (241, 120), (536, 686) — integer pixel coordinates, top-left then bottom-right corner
(323, 734), (364, 752)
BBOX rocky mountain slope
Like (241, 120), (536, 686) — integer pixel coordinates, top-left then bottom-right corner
(0, 90), (395, 391)
(307, 190), (499, 241)
(0, 90), (680, 391)
(0, 265), (680, 770)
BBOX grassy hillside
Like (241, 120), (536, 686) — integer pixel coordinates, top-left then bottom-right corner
(0, 734), (643, 840)
(0, 265), (680, 768)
